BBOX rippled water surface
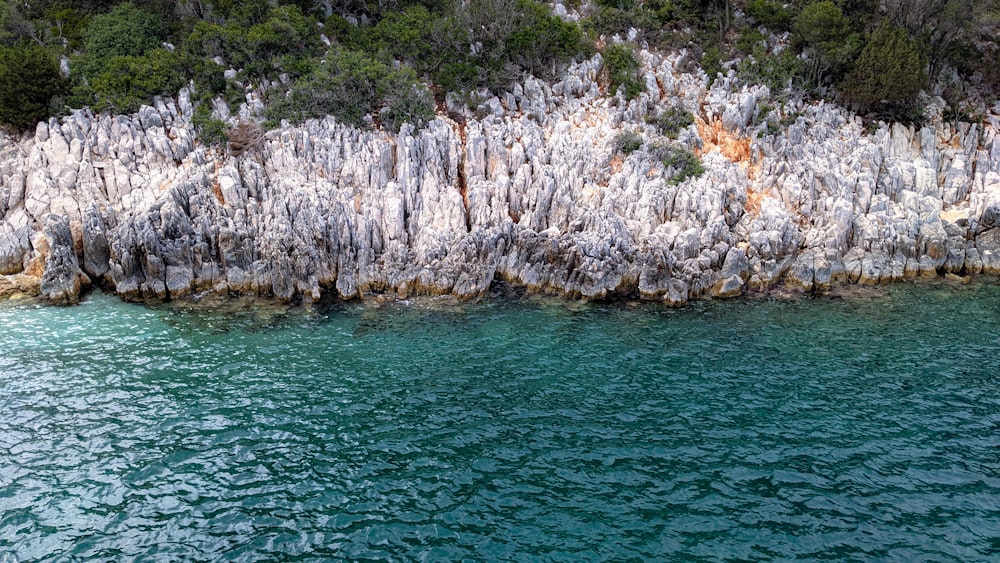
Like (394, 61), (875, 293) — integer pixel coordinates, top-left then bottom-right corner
(2, 282), (1000, 561)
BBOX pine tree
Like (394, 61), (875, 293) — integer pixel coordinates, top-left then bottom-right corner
(839, 22), (927, 121)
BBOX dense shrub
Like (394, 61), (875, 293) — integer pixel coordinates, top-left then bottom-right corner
(79, 48), (185, 113)
(265, 48), (434, 132)
(378, 67), (436, 132)
(737, 50), (808, 98)
(445, 0), (588, 91)
(191, 104), (228, 147)
(507, 0), (586, 79)
(66, 2), (183, 113)
(648, 106), (694, 138)
(700, 45), (724, 82)
(745, 0), (793, 31)
(736, 27), (768, 56)
(351, 0), (586, 94)
(1, 0), (987, 131)
(182, 5), (320, 81)
(602, 43), (644, 100)
(793, 1), (858, 87)
(839, 22), (927, 121)
(0, 44), (66, 131)
(584, 3), (657, 39)
(650, 142), (704, 184)
(74, 2), (164, 76)
(612, 130), (643, 154)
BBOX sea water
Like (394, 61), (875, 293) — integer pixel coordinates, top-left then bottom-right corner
(1, 282), (999, 560)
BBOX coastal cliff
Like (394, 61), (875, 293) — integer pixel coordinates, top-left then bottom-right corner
(2, 50), (1000, 305)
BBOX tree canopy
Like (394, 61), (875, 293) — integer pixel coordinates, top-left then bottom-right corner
(0, 43), (66, 131)
(839, 22), (928, 120)
(0, 0), (996, 131)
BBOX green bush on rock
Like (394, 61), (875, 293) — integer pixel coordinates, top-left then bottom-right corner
(602, 43), (644, 100)
(647, 106), (694, 138)
(265, 49), (434, 133)
(192, 104), (228, 147)
(82, 49), (186, 113)
(612, 130), (644, 154)
(651, 142), (704, 184)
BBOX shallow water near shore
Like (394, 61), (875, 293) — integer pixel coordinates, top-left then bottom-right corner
(2, 281), (1000, 560)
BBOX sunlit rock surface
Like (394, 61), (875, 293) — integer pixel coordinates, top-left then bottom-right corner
(3, 51), (1000, 304)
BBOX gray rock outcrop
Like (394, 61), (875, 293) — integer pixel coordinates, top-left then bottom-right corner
(38, 213), (86, 303)
(3, 50), (1000, 304)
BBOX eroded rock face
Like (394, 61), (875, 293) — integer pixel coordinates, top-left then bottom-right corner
(3, 51), (1000, 305)
(39, 213), (85, 304)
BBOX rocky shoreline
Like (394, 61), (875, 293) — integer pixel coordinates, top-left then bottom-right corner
(3, 49), (1000, 306)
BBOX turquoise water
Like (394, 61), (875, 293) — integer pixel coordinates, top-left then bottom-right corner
(2, 282), (1000, 561)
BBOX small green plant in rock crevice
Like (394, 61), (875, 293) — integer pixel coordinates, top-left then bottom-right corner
(650, 142), (704, 184)
(646, 106), (694, 139)
(191, 104), (228, 147)
(612, 130), (644, 155)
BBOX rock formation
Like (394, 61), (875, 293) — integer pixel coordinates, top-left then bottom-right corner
(2, 50), (1000, 305)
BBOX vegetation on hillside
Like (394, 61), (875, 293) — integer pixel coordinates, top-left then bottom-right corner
(0, 0), (996, 133)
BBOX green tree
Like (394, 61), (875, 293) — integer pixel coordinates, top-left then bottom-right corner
(794, 1), (859, 87)
(0, 44), (66, 130)
(506, 0), (585, 79)
(79, 2), (163, 66)
(839, 22), (927, 120)
(881, 0), (993, 79)
(745, 0), (793, 31)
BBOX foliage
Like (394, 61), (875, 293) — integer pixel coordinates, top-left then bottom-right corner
(839, 22), (928, 121)
(3, 0), (996, 131)
(0, 43), (66, 130)
(793, 1), (859, 87)
(584, 3), (657, 39)
(736, 27), (768, 56)
(583, 0), (685, 47)
(745, 0), (793, 31)
(265, 48), (434, 132)
(794, 2), (850, 47)
(506, 0), (585, 79)
(75, 2), (164, 76)
(650, 142), (704, 184)
(452, 0), (587, 90)
(880, 0), (993, 79)
(737, 50), (808, 97)
(181, 5), (321, 81)
(612, 130), (643, 154)
(378, 67), (436, 132)
(602, 43), (644, 100)
(191, 103), (228, 147)
(73, 48), (185, 113)
(647, 106), (693, 138)
(700, 45), (724, 83)
(355, 0), (587, 93)
(42, 6), (91, 50)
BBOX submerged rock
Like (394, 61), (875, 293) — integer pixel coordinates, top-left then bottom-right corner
(3, 53), (1000, 304)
